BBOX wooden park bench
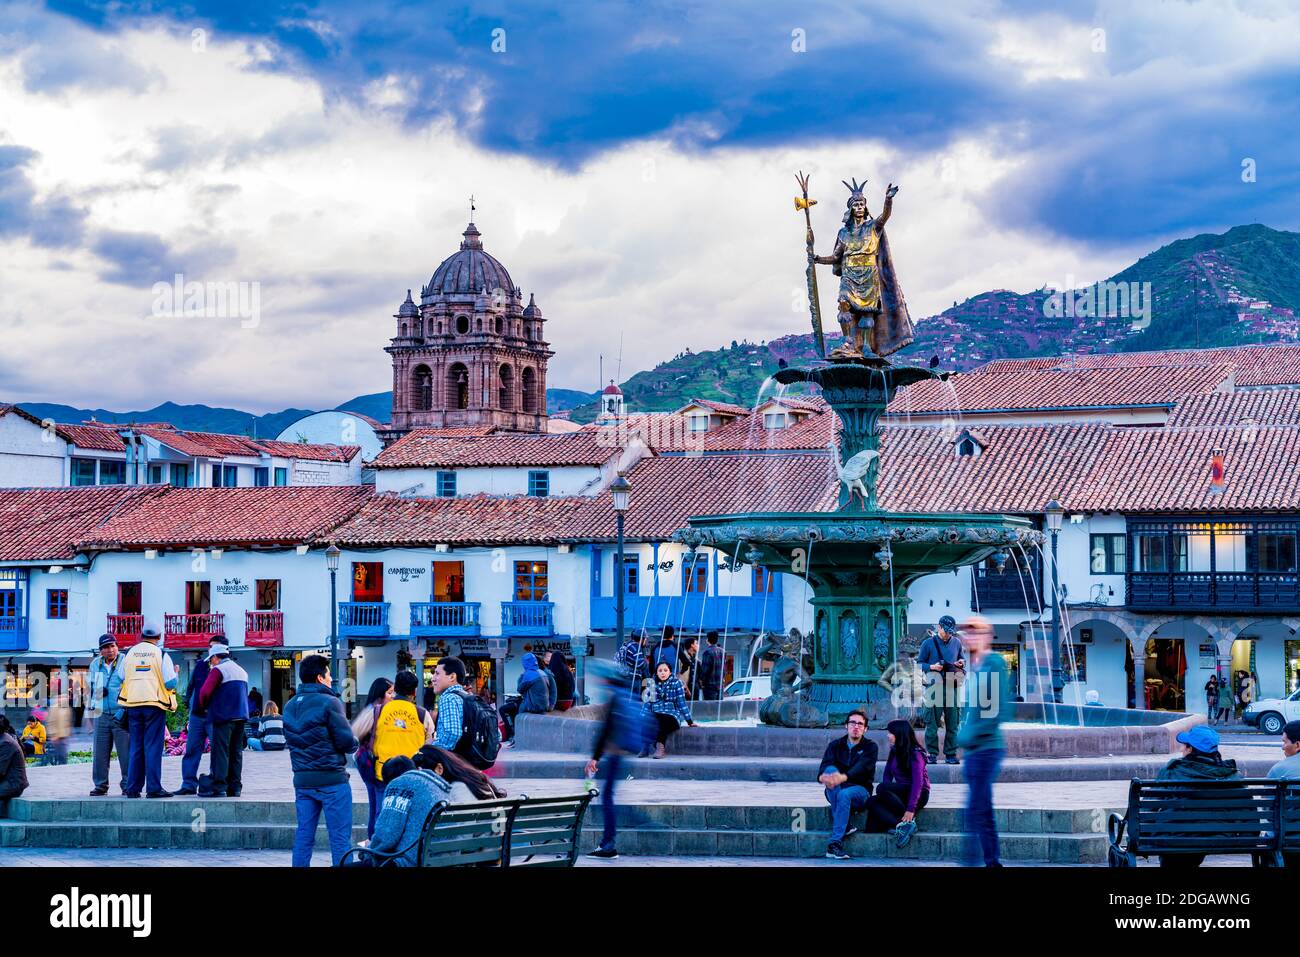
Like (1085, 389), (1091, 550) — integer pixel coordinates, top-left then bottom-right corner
(1107, 778), (1297, 867)
(339, 790), (595, 869)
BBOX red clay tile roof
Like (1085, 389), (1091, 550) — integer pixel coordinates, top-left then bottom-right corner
(329, 493), (595, 547)
(56, 424), (127, 451)
(0, 487), (159, 561)
(77, 486), (373, 549)
(977, 345), (1300, 388)
(332, 453), (838, 545)
(172, 430), (265, 457)
(887, 364), (1233, 415)
(875, 422), (1300, 514)
(1165, 390), (1300, 428)
(371, 429), (621, 468)
(251, 440), (361, 463)
(678, 398), (751, 417)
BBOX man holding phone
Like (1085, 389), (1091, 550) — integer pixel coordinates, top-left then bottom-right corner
(917, 615), (965, 765)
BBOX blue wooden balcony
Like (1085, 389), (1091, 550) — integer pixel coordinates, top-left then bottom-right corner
(501, 601), (555, 636)
(0, 615), (29, 653)
(590, 594), (783, 634)
(338, 601), (390, 638)
(410, 601), (481, 637)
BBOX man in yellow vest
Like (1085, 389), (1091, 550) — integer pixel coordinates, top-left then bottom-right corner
(117, 623), (178, 798)
(372, 671), (433, 784)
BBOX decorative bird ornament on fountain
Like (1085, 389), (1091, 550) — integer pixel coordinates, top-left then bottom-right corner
(829, 440), (879, 508)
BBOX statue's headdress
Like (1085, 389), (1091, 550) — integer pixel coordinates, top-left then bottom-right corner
(842, 177), (871, 224)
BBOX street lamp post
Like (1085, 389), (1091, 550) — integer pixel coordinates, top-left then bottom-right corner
(325, 543), (341, 695)
(610, 472), (632, 694)
(1044, 501), (1065, 705)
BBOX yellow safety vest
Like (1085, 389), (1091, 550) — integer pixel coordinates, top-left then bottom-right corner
(117, 642), (177, 711)
(373, 698), (425, 781)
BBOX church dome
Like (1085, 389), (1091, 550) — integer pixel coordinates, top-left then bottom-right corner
(422, 221), (516, 302)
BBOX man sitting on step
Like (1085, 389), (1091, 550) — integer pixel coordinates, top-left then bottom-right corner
(817, 709), (878, 860)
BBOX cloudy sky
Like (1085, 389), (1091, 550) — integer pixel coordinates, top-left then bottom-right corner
(2, 0), (1298, 413)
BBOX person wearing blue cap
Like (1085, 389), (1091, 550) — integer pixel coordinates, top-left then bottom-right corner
(1155, 723), (1242, 867)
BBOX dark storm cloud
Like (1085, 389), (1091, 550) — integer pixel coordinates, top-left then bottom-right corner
(33, 0), (1300, 246)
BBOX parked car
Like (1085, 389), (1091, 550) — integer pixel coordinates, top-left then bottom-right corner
(1243, 687), (1300, 735)
(723, 675), (771, 701)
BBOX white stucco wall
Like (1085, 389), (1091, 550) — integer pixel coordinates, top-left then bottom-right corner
(375, 465), (601, 497)
(0, 414), (67, 487)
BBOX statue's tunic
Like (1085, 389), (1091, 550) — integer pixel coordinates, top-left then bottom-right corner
(833, 219), (882, 314)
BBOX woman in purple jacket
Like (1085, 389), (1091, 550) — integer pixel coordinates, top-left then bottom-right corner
(865, 718), (931, 847)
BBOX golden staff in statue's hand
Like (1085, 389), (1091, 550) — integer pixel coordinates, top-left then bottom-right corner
(795, 171), (826, 358)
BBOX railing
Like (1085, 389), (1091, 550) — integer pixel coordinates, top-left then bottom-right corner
(410, 601), (481, 637)
(590, 594), (784, 633)
(106, 613), (144, 649)
(339, 601), (390, 638)
(0, 615), (29, 653)
(164, 613), (225, 650)
(501, 601), (555, 636)
(1127, 571), (1300, 612)
(244, 610), (284, 647)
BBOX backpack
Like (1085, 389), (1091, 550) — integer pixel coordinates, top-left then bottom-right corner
(374, 699), (427, 781)
(453, 689), (501, 770)
(614, 641), (642, 678)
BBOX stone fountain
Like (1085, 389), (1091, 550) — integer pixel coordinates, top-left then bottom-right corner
(675, 173), (1042, 726)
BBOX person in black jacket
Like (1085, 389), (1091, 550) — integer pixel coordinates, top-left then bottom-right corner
(0, 716), (29, 809)
(549, 653), (576, 710)
(817, 709), (878, 860)
(283, 655), (358, 867)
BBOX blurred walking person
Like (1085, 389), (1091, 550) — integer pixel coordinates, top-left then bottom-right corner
(586, 663), (653, 860)
(956, 615), (1009, 866)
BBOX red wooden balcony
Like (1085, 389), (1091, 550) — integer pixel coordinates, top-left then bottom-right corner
(106, 613), (144, 649)
(164, 613), (225, 650)
(244, 610), (284, 647)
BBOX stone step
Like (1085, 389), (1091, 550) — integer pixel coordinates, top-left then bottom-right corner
(4, 797), (369, 826)
(588, 802), (1111, 835)
(0, 820), (368, 851)
(576, 827), (1106, 863)
(500, 752), (1280, 783)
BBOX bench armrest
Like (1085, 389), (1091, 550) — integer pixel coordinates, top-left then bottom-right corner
(1106, 811), (1126, 851)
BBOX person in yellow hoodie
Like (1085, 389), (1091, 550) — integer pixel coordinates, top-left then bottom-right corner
(372, 671), (434, 785)
(20, 715), (45, 758)
(116, 623), (178, 798)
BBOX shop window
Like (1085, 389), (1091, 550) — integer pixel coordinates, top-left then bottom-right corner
(683, 562), (708, 594)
